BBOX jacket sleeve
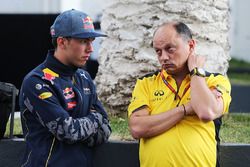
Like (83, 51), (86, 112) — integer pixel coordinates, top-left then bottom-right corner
(84, 73), (112, 147)
(20, 75), (104, 144)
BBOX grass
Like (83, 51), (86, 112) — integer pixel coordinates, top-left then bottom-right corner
(228, 73), (250, 85)
(229, 58), (250, 69)
(6, 113), (250, 144)
(4, 116), (22, 138)
(228, 58), (250, 85)
(221, 113), (250, 144)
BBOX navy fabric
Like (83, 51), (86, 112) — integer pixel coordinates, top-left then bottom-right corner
(50, 9), (106, 38)
(19, 50), (110, 167)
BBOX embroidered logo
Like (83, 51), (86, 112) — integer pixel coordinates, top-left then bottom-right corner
(35, 84), (42, 90)
(83, 87), (91, 94)
(38, 92), (52, 100)
(67, 101), (77, 109)
(82, 16), (94, 30)
(42, 68), (59, 85)
(63, 87), (75, 100)
(154, 90), (164, 96)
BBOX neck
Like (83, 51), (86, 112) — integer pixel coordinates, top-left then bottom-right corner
(54, 49), (67, 66)
(171, 66), (189, 87)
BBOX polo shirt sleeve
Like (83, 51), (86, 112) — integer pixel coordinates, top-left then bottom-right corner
(128, 78), (150, 117)
(208, 74), (232, 114)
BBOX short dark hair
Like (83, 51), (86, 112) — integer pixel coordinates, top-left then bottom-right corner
(51, 37), (72, 49)
(52, 38), (58, 49)
(153, 21), (193, 45)
(173, 22), (192, 41)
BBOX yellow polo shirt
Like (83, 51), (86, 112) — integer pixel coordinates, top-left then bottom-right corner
(128, 70), (231, 167)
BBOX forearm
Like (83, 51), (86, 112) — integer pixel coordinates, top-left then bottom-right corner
(129, 105), (185, 139)
(190, 76), (219, 121)
(45, 112), (104, 144)
(86, 117), (112, 147)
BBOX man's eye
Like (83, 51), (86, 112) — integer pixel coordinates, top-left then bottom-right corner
(168, 48), (175, 53)
(155, 50), (161, 55)
(80, 40), (88, 44)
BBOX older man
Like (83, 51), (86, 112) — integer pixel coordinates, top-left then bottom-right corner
(128, 22), (231, 167)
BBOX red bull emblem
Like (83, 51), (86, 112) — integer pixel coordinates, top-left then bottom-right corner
(42, 68), (59, 85)
(82, 16), (94, 30)
(63, 87), (75, 99)
(67, 101), (77, 109)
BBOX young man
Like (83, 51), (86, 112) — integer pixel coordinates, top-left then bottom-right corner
(128, 22), (231, 167)
(19, 9), (111, 167)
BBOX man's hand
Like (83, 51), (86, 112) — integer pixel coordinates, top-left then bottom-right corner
(187, 50), (206, 71)
(183, 102), (196, 116)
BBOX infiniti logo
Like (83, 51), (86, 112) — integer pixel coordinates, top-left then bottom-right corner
(154, 90), (164, 96)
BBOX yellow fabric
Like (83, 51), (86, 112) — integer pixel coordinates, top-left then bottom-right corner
(128, 70), (231, 167)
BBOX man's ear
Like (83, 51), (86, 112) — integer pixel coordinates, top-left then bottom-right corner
(57, 37), (66, 49)
(188, 39), (196, 52)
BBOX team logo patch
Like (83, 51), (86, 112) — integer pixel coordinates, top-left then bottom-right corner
(154, 90), (164, 96)
(35, 84), (42, 90)
(38, 92), (52, 100)
(82, 16), (94, 30)
(83, 87), (91, 94)
(67, 101), (77, 109)
(42, 68), (59, 85)
(63, 87), (75, 99)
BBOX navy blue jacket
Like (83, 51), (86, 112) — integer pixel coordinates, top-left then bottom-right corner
(19, 50), (111, 167)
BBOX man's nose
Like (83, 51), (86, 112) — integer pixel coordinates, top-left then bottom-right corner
(161, 50), (170, 60)
(87, 42), (94, 52)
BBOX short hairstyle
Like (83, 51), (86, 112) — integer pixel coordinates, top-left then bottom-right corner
(153, 21), (193, 44)
(173, 22), (192, 41)
(51, 37), (72, 49)
(52, 38), (58, 49)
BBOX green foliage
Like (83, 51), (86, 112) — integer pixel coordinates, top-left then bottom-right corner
(228, 73), (250, 85)
(4, 117), (22, 137)
(228, 58), (250, 85)
(229, 58), (250, 69)
(109, 116), (134, 141)
(221, 113), (250, 143)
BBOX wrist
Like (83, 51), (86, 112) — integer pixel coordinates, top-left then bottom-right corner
(190, 67), (206, 77)
(182, 104), (187, 117)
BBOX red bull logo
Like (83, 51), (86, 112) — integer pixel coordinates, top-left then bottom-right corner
(63, 87), (75, 99)
(42, 68), (59, 85)
(82, 16), (94, 30)
(67, 101), (77, 109)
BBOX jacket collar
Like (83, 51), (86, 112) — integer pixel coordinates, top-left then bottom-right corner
(44, 50), (78, 76)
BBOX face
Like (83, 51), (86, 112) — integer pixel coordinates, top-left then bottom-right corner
(153, 25), (194, 75)
(58, 37), (94, 68)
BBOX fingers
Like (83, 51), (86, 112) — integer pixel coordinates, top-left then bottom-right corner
(183, 103), (196, 116)
(187, 51), (206, 71)
(210, 88), (222, 99)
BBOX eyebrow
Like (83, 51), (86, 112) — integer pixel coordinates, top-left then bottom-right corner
(153, 43), (176, 50)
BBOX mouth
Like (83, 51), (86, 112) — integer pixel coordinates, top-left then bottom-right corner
(162, 64), (174, 69)
(81, 56), (90, 61)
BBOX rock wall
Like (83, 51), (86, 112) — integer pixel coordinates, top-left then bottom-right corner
(96, 0), (230, 114)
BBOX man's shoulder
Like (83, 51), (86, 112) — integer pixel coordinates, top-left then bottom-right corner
(206, 71), (228, 80)
(206, 71), (231, 87)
